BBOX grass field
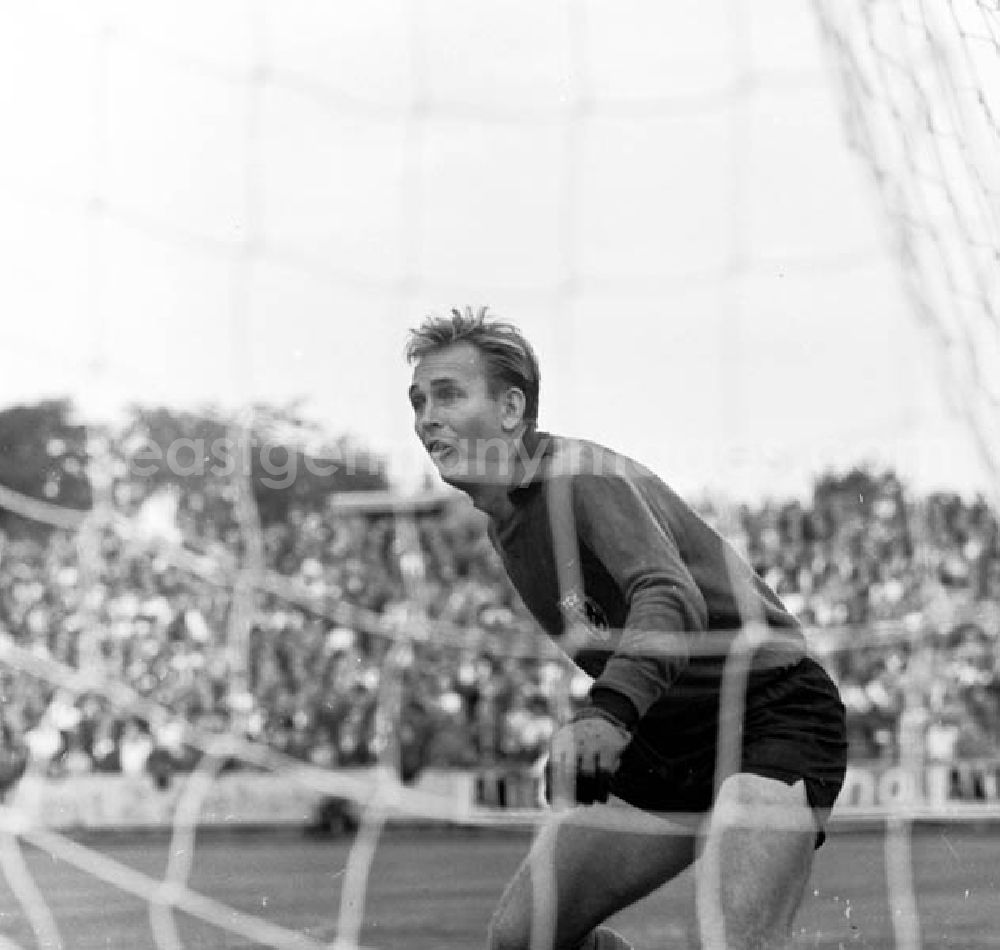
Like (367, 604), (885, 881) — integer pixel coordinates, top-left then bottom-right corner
(1, 823), (998, 949)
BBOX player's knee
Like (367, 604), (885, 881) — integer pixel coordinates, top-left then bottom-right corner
(705, 847), (806, 950)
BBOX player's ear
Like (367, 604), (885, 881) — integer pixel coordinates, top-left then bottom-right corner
(499, 387), (526, 432)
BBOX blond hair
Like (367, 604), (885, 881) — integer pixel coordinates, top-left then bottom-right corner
(405, 306), (541, 428)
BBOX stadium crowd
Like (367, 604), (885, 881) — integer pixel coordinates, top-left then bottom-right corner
(1, 454), (999, 789)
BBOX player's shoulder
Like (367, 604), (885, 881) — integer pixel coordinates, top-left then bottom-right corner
(546, 433), (661, 487)
(546, 434), (708, 526)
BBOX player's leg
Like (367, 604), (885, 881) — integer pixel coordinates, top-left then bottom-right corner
(695, 772), (819, 950)
(486, 799), (698, 950)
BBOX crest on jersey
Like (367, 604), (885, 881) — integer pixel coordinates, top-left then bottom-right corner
(558, 589), (610, 642)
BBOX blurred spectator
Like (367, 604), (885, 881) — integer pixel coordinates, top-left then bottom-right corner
(0, 712), (28, 800)
(1, 439), (999, 777)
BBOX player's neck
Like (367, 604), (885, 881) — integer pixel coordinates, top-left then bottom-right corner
(465, 482), (515, 522)
(451, 427), (547, 520)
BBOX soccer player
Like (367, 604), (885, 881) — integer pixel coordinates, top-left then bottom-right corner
(405, 308), (847, 950)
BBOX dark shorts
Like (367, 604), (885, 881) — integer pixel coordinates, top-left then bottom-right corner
(609, 656), (847, 847)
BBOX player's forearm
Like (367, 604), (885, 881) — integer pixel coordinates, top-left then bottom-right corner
(584, 581), (706, 725)
(590, 650), (681, 726)
(588, 683), (642, 730)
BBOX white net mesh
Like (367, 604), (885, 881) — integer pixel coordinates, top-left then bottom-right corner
(0, 2), (998, 949)
(815, 0), (1000, 507)
(811, 13), (1000, 938)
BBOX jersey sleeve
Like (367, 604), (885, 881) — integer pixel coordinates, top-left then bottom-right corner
(571, 470), (709, 725)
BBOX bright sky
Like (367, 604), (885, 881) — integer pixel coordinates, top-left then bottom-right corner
(0, 0), (992, 503)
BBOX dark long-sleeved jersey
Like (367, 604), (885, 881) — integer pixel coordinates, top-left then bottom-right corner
(487, 431), (807, 730)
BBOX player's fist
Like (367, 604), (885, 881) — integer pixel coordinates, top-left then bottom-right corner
(545, 711), (631, 807)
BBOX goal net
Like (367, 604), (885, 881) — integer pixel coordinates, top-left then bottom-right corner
(0, 2), (997, 949)
(815, 0), (1000, 508)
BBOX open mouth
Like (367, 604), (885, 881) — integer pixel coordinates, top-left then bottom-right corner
(426, 440), (456, 462)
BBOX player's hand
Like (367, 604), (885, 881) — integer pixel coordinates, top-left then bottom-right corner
(545, 710), (631, 807)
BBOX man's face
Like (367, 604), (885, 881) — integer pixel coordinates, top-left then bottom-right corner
(409, 342), (514, 486)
